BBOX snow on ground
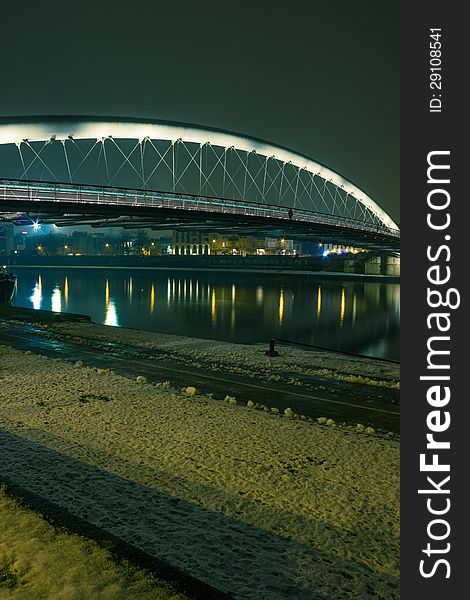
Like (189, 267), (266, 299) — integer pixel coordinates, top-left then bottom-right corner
(0, 344), (399, 599)
(37, 321), (400, 391)
(0, 486), (188, 599)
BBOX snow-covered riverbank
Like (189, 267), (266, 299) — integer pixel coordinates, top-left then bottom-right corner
(0, 342), (399, 599)
(0, 486), (188, 599)
(34, 321), (400, 391)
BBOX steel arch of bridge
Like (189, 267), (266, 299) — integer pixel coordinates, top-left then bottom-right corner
(0, 116), (399, 239)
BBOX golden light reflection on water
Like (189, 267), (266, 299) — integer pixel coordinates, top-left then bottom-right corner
(64, 277), (69, 306)
(150, 284), (155, 314)
(340, 288), (346, 326)
(316, 286), (322, 318)
(230, 284), (236, 329)
(211, 288), (216, 322)
(279, 288), (284, 325)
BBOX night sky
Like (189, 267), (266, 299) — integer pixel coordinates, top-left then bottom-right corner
(2, 1), (399, 222)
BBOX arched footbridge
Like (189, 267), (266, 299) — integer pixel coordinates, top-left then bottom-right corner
(0, 116), (399, 251)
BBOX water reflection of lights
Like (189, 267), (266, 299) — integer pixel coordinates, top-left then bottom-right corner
(279, 288), (285, 325)
(150, 284), (155, 314)
(104, 300), (119, 326)
(211, 289), (216, 322)
(390, 285), (401, 317)
(51, 287), (62, 313)
(128, 277), (133, 302)
(30, 281), (43, 310)
(340, 288), (346, 325)
(104, 277), (119, 327)
(17, 273), (399, 359)
(104, 278), (119, 326)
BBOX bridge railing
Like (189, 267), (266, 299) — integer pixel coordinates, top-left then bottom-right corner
(0, 178), (400, 238)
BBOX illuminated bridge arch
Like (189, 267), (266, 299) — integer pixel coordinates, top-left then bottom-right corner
(0, 116), (399, 247)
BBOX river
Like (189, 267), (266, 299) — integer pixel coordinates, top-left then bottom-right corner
(11, 267), (400, 360)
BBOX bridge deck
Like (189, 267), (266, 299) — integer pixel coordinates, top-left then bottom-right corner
(1, 179), (399, 251)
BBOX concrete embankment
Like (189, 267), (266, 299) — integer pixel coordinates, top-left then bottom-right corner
(0, 304), (91, 323)
(8, 254), (400, 282)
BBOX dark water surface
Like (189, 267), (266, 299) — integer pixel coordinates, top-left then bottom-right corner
(12, 268), (400, 360)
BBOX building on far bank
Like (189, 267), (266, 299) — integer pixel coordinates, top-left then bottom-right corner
(171, 231), (301, 256)
(320, 243), (364, 256)
(8, 224), (367, 259)
(0, 223), (14, 258)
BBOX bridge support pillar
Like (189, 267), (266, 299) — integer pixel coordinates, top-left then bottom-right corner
(364, 255), (382, 275)
(380, 255), (400, 277)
